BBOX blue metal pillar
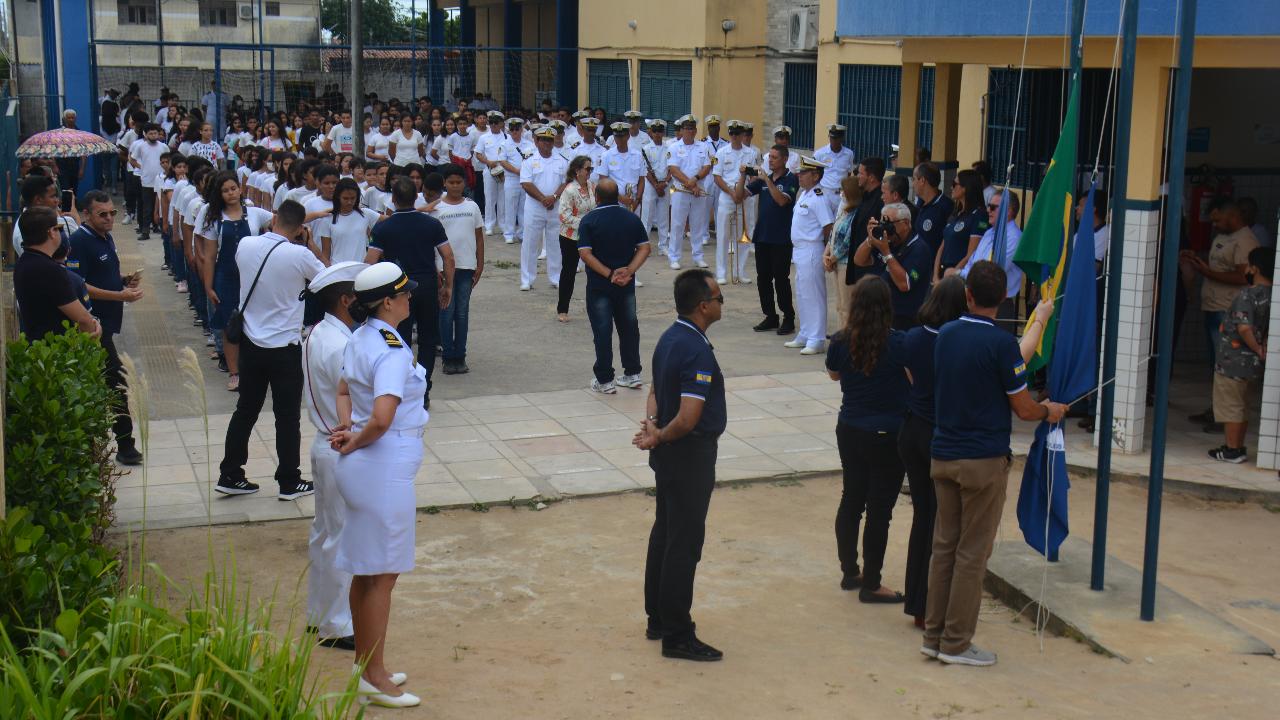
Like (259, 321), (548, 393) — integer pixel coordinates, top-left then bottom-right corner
(38, 0), (61, 130)
(411, 0), (419, 101)
(429, 1), (447, 104)
(460, 0), (476, 96)
(555, 0), (578, 107)
(503, 0), (522, 108)
(53, 0), (98, 193)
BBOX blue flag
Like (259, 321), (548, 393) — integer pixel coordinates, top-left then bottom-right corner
(1016, 182), (1099, 558)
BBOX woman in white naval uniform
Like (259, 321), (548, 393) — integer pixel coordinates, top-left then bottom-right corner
(785, 156), (836, 354)
(301, 261), (367, 652)
(330, 261), (429, 709)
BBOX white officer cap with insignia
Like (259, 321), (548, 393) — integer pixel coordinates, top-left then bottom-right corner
(571, 109), (589, 120)
(675, 114), (697, 128)
(704, 114), (721, 126)
(773, 125), (793, 137)
(647, 118), (668, 132)
(308, 261), (367, 294)
(726, 119), (745, 133)
(506, 116), (525, 130)
(487, 110), (505, 121)
(797, 155), (830, 171)
(579, 117), (600, 130)
(741, 121), (755, 132)
(609, 121), (629, 135)
(549, 118), (567, 132)
(354, 262), (418, 305)
(827, 123), (847, 136)
(533, 125), (557, 140)
(624, 110), (644, 122)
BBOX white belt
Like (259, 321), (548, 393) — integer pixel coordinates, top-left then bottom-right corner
(354, 425), (425, 438)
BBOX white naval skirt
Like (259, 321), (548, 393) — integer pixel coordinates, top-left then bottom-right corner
(333, 432), (425, 576)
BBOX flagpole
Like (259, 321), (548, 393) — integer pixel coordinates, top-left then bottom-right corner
(1091, 0), (1139, 592)
(1142, 0), (1197, 623)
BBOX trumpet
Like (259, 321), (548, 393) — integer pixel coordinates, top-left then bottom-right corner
(725, 202), (746, 284)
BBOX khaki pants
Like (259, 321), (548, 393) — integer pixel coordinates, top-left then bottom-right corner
(829, 263), (856, 328)
(924, 456), (1010, 656)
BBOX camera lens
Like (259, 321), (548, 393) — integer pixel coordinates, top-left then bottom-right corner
(871, 225), (884, 240)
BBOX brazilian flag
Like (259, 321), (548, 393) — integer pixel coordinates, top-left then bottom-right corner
(1014, 75), (1081, 373)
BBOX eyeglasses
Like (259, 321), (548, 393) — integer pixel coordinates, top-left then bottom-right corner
(95, 209), (119, 218)
(987, 204), (1001, 210)
(880, 216), (906, 224)
(708, 294), (725, 305)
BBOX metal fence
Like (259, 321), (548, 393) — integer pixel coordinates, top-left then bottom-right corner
(783, 62), (817, 150)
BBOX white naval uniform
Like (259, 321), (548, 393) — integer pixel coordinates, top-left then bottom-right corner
(519, 149), (569, 287)
(475, 129), (508, 233)
(783, 149), (802, 174)
(607, 130), (652, 151)
(640, 141), (671, 248)
(790, 187), (835, 350)
(570, 139), (606, 180)
(598, 144), (645, 213)
(666, 139), (712, 265)
(703, 136), (728, 238)
(500, 136), (534, 243)
(742, 144), (763, 239)
(712, 143), (753, 282)
(333, 317), (429, 576)
(303, 313), (355, 639)
(814, 143), (856, 216)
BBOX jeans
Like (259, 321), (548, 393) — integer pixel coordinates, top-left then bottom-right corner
(1204, 309), (1226, 369)
(754, 242), (794, 320)
(584, 283), (641, 384)
(897, 412), (936, 619)
(644, 435), (717, 642)
(834, 422), (905, 591)
(219, 340), (304, 487)
(397, 278), (439, 404)
(557, 235), (579, 314)
(439, 268), (475, 361)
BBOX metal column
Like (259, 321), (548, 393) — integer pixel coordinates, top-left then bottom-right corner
(351, 0), (364, 158)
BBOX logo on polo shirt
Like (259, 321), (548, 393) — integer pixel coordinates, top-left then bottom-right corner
(1013, 361), (1027, 377)
(694, 372), (713, 384)
(954, 221), (966, 232)
(922, 219), (933, 232)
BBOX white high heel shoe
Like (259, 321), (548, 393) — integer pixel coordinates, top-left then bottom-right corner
(352, 664), (406, 686)
(356, 677), (420, 708)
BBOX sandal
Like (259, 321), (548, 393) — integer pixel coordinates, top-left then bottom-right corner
(227, 374), (240, 392)
(557, 313), (570, 323)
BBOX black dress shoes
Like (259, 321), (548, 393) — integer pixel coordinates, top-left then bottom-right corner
(662, 636), (723, 662)
(753, 316), (779, 332)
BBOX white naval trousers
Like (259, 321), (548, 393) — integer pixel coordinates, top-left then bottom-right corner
(502, 182), (524, 242)
(483, 171), (504, 233)
(745, 194), (759, 238)
(792, 239), (828, 349)
(521, 200), (561, 287)
(642, 182), (670, 251)
(821, 189), (841, 218)
(667, 191), (709, 265)
(706, 185), (721, 245)
(334, 432), (424, 576)
(308, 434), (353, 639)
(714, 195), (751, 281)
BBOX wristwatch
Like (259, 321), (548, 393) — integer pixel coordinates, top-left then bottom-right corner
(883, 254), (895, 262)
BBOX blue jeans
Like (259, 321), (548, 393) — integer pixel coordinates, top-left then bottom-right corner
(1204, 310), (1226, 369)
(585, 283), (641, 384)
(439, 268), (475, 361)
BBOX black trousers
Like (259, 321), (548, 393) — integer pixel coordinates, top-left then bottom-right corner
(397, 278), (439, 406)
(219, 340), (303, 486)
(124, 173), (140, 217)
(754, 243), (794, 320)
(897, 412), (936, 619)
(557, 235), (578, 315)
(834, 422), (904, 591)
(644, 434), (717, 643)
(470, 168), (485, 211)
(100, 333), (135, 447)
(136, 185), (155, 237)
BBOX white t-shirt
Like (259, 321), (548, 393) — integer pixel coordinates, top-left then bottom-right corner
(448, 130), (476, 161)
(130, 139), (166, 188)
(367, 131), (393, 160)
(263, 136), (290, 152)
(431, 134), (451, 165)
(363, 186), (391, 214)
(318, 208), (380, 264)
(389, 129), (425, 166)
(430, 198), (483, 270)
(304, 194), (335, 236)
(189, 141), (224, 164)
(193, 205), (274, 250)
(326, 124), (356, 154)
(273, 185), (299, 211)
(235, 232), (326, 348)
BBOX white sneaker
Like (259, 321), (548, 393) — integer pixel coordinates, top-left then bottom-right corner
(616, 374), (643, 389)
(635, 279), (644, 287)
(695, 261), (709, 269)
(800, 344), (824, 355)
(920, 645), (940, 659)
(519, 283), (532, 291)
(538, 249), (547, 260)
(122, 213), (133, 225)
(739, 277), (753, 284)
(590, 378), (618, 394)
(504, 236), (515, 244)
(783, 339), (805, 349)
(716, 276), (727, 284)
(938, 645), (997, 667)
(669, 261), (681, 270)
(176, 280), (188, 293)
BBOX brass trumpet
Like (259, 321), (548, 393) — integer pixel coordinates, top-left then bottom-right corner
(725, 201), (750, 284)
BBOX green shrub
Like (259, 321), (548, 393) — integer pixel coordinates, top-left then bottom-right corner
(5, 330), (119, 538)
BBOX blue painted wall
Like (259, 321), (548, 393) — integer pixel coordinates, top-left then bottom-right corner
(836, 0), (1280, 38)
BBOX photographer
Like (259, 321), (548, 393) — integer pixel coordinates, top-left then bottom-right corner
(740, 145), (799, 334)
(853, 202), (933, 330)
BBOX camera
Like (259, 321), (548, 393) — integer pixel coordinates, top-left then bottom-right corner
(743, 165), (759, 178)
(870, 225), (884, 240)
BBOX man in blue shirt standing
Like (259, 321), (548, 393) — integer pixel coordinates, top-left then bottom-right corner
(577, 179), (651, 394)
(742, 145), (799, 335)
(634, 269), (727, 663)
(924, 260), (1067, 667)
(911, 162), (953, 259)
(853, 202), (934, 329)
(68, 190), (145, 466)
(365, 177), (456, 409)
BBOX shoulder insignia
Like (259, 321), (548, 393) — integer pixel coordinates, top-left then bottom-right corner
(571, 141), (581, 149)
(813, 188), (823, 196)
(379, 328), (403, 348)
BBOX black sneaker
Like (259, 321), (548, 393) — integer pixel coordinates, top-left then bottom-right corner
(116, 443), (144, 466)
(776, 316), (795, 335)
(454, 361), (470, 375)
(753, 316), (780, 332)
(662, 636), (723, 662)
(279, 480), (315, 501)
(217, 357), (229, 373)
(441, 360), (459, 375)
(1207, 445), (1247, 464)
(317, 634), (356, 651)
(214, 476), (260, 496)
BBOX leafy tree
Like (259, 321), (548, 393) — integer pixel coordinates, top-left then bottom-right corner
(321, 0), (406, 44)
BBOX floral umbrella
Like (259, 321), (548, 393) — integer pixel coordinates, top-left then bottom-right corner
(17, 128), (116, 159)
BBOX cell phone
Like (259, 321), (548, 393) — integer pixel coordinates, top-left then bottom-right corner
(128, 267), (144, 282)
(60, 190), (74, 213)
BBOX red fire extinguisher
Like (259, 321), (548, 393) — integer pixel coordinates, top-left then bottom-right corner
(1187, 165), (1233, 253)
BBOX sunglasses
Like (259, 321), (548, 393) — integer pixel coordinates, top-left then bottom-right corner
(708, 294), (725, 305)
(879, 216), (906, 224)
(987, 204), (1001, 210)
(95, 209), (119, 218)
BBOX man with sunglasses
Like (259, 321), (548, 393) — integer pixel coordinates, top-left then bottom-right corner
(68, 191), (145, 466)
(635, 268), (727, 663)
(958, 190), (1024, 328)
(853, 202), (934, 330)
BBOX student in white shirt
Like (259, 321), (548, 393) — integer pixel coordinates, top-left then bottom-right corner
(366, 116), (394, 163)
(389, 115), (426, 167)
(129, 123), (166, 239)
(429, 117), (454, 168)
(189, 121), (226, 167)
(318, 178), (381, 264)
(324, 111), (357, 155)
(433, 164), (485, 374)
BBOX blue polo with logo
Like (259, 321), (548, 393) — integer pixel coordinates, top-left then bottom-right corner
(871, 235), (933, 321)
(914, 193), (954, 254)
(939, 207), (990, 268)
(651, 318), (726, 436)
(67, 226), (124, 334)
(931, 314), (1028, 460)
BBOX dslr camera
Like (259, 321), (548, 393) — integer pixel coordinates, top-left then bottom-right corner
(743, 165), (759, 178)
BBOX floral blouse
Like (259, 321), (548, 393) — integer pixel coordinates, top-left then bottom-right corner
(558, 180), (596, 239)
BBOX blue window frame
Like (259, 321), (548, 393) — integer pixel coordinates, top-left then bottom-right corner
(836, 64), (901, 162)
(918, 65), (935, 154)
(588, 59), (631, 120)
(783, 62), (817, 149)
(638, 61), (691, 123)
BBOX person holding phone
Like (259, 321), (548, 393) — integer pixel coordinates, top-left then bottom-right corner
(12, 175), (80, 258)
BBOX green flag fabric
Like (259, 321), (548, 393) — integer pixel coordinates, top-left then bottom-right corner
(1014, 75), (1081, 373)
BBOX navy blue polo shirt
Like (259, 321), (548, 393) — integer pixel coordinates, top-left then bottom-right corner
(651, 318), (726, 437)
(931, 314), (1029, 460)
(369, 208), (449, 281)
(900, 324), (940, 424)
(14, 248), (78, 340)
(871, 235), (933, 321)
(914, 193), (954, 254)
(576, 203), (649, 291)
(67, 226), (124, 335)
(825, 330), (908, 432)
(939, 207), (990, 268)
(747, 171), (799, 246)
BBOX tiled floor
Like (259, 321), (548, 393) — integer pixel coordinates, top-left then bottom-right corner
(112, 371), (1279, 532)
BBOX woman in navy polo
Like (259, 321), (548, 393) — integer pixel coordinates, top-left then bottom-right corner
(936, 170), (989, 280)
(825, 276), (908, 603)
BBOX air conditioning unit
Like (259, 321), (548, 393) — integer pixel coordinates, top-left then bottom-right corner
(788, 7), (818, 51)
(238, 3), (257, 20)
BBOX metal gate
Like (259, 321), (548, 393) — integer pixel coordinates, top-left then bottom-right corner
(836, 64), (901, 162)
(783, 62), (817, 150)
(918, 66), (936, 154)
(588, 60), (631, 119)
(638, 61), (691, 123)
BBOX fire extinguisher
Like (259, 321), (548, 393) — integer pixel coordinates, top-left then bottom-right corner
(1187, 165), (1232, 253)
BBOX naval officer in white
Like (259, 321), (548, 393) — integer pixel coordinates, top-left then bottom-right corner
(785, 156), (836, 354)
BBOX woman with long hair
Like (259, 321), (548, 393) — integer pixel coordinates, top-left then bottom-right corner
(826, 174), (863, 326)
(390, 114), (426, 167)
(321, 178), (380, 264)
(263, 120), (292, 152)
(273, 154), (299, 210)
(937, 169), (989, 280)
(555, 155), (596, 323)
(367, 116), (395, 163)
(825, 275), (908, 604)
(896, 275), (968, 627)
(430, 117), (455, 167)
